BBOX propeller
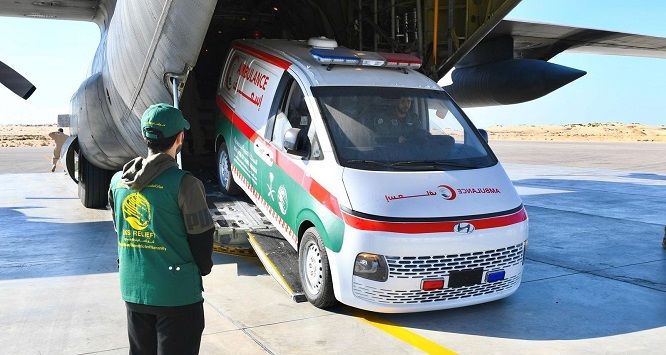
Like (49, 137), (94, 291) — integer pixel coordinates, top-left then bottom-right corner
(0, 60), (36, 99)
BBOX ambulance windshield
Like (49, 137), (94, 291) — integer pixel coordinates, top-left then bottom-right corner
(313, 87), (497, 171)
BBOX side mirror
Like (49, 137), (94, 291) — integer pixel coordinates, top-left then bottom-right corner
(478, 128), (489, 142)
(283, 128), (309, 157)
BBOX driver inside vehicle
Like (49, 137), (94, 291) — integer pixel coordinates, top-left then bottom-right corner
(373, 96), (425, 144)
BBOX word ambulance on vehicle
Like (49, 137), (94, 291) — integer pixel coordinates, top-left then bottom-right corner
(214, 37), (528, 313)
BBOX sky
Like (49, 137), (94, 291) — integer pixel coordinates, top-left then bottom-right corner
(467, 0), (666, 128)
(0, 0), (665, 127)
(0, 18), (99, 125)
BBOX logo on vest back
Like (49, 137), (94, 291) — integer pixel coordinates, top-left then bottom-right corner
(122, 192), (152, 230)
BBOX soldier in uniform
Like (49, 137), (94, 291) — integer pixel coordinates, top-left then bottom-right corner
(48, 128), (69, 172)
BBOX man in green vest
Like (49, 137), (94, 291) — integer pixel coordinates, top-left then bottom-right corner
(108, 103), (214, 354)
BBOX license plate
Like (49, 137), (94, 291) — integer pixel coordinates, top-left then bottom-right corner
(448, 268), (483, 288)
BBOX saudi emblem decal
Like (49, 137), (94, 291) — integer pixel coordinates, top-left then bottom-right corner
(277, 185), (288, 215)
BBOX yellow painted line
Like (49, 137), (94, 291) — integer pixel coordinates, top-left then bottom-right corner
(247, 232), (298, 297)
(246, 231), (455, 353)
(346, 306), (458, 355)
(212, 244), (256, 257)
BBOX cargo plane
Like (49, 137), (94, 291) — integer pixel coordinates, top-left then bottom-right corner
(1, 0), (666, 208)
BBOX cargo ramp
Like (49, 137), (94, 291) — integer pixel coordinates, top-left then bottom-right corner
(207, 192), (306, 302)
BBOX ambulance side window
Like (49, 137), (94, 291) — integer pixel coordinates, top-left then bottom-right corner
(272, 79), (321, 159)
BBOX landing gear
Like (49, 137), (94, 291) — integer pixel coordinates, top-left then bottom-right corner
(78, 152), (114, 209)
(299, 227), (337, 308)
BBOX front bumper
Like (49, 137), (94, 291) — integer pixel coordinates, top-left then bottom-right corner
(327, 220), (528, 313)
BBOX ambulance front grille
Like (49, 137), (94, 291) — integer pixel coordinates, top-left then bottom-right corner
(353, 274), (520, 304)
(385, 242), (524, 279)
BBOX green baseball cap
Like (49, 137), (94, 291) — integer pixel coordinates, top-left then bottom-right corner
(141, 103), (190, 139)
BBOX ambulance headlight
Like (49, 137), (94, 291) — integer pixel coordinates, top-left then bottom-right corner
(353, 253), (388, 282)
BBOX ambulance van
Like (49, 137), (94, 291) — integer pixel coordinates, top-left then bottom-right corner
(214, 37), (528, 313)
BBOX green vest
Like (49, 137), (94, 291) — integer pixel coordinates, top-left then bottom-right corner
(111, 167), (203, 306)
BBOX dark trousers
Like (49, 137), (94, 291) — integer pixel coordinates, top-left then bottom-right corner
(126, 301), (205, 355)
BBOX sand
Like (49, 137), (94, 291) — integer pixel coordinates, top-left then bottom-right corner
(485, 122), (666, 142)
(0, 124), (62, 148)
(1, 122), (666, 148)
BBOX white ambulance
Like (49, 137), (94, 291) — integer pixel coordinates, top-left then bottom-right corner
(214, 37), (528, 313)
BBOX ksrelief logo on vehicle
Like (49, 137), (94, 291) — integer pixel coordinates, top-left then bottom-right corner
(278, 185), (288, 215)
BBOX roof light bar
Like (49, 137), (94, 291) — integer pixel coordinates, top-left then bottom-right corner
(310, 47), (422, 70)
(310, 48), (360, 65)
(379, 52), (422, 69)
(352, 51), (386, 67)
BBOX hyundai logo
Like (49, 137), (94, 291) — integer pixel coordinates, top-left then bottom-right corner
(453, 222), (475, 234)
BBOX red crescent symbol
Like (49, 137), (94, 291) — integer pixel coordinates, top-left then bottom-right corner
(225, 56), (240, 91)
(437, 185), (456, 200)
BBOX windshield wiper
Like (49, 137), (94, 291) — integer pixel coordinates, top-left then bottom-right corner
(389, 160), (477, 169)
(344, 159), (394, 168)
(345, 159), (478, 170)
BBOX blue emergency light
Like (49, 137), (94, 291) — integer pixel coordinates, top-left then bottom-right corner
(310, 47), (421, 70)
(310, 48), (361, 65)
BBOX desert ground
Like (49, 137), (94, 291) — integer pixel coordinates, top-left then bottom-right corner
(1, 124), (67, 148)
(485, 122), (666, 142)
(1, 122), (665, 148)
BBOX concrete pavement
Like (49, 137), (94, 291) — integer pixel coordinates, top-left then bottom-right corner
(0, 142), (664, 354)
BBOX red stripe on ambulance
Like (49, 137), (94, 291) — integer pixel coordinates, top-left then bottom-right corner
(216, 96), (258, 142)
(342, 208), (527, 234)
(232, 42), (292, 70)
(217, 96), (343, 220)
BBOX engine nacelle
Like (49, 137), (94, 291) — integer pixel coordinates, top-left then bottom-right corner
(442, 58), (586, 108)
(70, 72), (144, 171)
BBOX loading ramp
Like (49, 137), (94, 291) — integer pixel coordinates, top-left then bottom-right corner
(207, 192), (306, 302)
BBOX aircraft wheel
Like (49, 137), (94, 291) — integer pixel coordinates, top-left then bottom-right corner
(299, 227), (337, 308)
(217, 142), (241, 196)
(78, 153), (114, 209)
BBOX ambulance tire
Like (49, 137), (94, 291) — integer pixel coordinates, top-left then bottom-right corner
(78, 152), (113, 209)
(299, 227), (337, 308)
(217, 142), (242, 196)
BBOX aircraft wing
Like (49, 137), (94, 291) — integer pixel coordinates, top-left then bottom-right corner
(491, 19), (666, 61)
(446, 19), (666, 107)
(0, 0), (99, 22)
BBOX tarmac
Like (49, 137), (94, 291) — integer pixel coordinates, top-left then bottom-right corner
(0, 142), (665, 354)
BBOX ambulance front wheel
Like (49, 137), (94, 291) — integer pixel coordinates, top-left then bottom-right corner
(299, 227), (337, 308)
(217, 142), (242, 196)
